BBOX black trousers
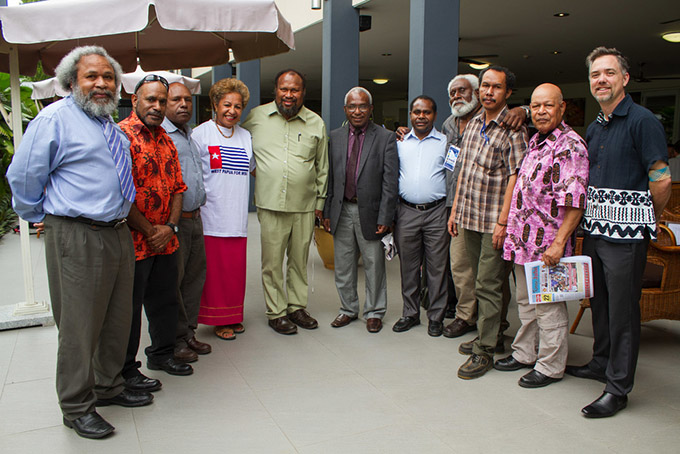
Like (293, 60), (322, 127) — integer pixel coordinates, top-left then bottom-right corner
(582, 235), (649, 396)
(123, 252), (179, 378)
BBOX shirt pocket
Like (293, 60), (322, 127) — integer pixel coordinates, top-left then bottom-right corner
(292, 135), (318, 162)
(474, 145), (504, 175)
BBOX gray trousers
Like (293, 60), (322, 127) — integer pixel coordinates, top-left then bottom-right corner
(176, 215), (207, 347)
(394, 202), (449, 322)
(333, 203), (387, 319)
(44, 214), (134, 420)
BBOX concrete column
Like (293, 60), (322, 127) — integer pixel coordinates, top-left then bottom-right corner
(322, 0), (359, 130)
(212, 64), (233, 84)
(408, 0), (459, 129)
(237, 59), (261, 119)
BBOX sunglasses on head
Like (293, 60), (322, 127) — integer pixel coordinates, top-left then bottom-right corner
(134, 74), (169, 94)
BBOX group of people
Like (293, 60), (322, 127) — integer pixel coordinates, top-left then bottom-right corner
(5, 43), (671, 440)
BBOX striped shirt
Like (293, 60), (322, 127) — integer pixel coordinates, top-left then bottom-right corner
(454, 106), (528, 234)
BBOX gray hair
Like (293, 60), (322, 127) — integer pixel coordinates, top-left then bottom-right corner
(344, 86), (373, 105)
(585, 46), (630, 75)
(55, 45), (123, 92)
(447, 74), (479, 94)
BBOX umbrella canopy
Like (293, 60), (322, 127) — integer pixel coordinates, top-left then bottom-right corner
(0, 0), (295, 76)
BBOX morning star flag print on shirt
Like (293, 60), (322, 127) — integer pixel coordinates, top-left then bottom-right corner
(209, 145), (250, 175)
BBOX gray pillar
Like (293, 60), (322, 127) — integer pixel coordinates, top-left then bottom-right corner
(237, 60), (261, 213)
(237, 59), (261, 119)
(180, 68), (198, 127)
(0, 1), (7, 6)
(212, 64), (233, 84)
(408, 0), (459, 129)
(322, 0), (359, 130)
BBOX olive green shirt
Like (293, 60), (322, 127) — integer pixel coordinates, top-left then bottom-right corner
(242, 101), (328, 212)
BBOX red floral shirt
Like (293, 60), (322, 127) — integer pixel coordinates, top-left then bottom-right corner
(119, 112), (187, 261)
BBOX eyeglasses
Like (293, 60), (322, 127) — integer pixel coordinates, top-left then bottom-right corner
(133, 74), (169, 94)
(345, 104), (371, 113)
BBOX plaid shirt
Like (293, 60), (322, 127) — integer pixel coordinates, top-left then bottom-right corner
(454, 106), (528, 234)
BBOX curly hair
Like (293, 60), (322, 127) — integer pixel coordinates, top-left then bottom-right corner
(209, 78), (250, 110)
(55, 45), (122, 92)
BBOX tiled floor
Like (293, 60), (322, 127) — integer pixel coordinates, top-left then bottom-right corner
(1, 214), (679, 453)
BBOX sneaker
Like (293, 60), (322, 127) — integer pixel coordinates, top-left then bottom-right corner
(457, 353), (493, 380)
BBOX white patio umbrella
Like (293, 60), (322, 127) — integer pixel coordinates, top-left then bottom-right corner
(0, 0), (294, 314)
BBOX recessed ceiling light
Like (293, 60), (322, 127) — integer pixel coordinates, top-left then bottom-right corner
(381, 53), (392, 57)
(373, 78), (389, 85)
(469, 62), (489, 70)
(554, 12), (569, 17)
(662, 32), (680, 43)
(552, 51), (562, 55)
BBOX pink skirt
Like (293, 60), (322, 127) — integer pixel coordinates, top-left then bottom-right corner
(198, 236), (247, 326)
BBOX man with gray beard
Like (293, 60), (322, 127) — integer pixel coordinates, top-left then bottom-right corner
(7, 46), (152, 440)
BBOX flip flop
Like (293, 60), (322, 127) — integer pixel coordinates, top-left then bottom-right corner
(229, 323), (245, 334)
(214, 325), (236, 340)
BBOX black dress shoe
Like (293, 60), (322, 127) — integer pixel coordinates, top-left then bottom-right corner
(331, 313), (358, 328)
(288, 309), (319, 329)
(565, 364), (606, 383)
(63, 412), (114, 439)
(174, 346), (198, 363)
(582, 392), (628, 418)
(125, 374), (162, 392)
(147, 358), (194, 376)
(428, 320), (443, 337)
(96, 388), (154, 407)
(494, 355), (534, 371)
(519, 369), (561, 388)
(443, 317), (476, 338)
(269, 316), (298, 335)
(392, 316), (420, 332)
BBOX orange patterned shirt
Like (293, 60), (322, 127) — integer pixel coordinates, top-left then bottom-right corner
(119, 112), (187, 261)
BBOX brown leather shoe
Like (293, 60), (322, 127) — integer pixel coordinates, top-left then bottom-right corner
(268, 316), (298, 335)
(443, 317), (476, 338)
(288, 309), (318, 329)
(366, 318), (382, 333)
(331, 314), (357, 328)
(174, 346), (198, 363)
(187, 336), (212, 355)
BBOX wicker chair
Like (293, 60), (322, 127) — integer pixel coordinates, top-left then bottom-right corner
(569, 224), (680, 333)
(660, 182), (680, 222)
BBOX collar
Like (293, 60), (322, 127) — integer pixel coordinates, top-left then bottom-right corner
(350, 123), (369, 136)
(530, 121), (569, 148)
(161, 117), (191, 136)
(596, 93), (633, 125)
(405, 126), (442, 142)
(125, 111), (168, 140)
(265, 100), (308, 123)
(473, 105), (509, 126)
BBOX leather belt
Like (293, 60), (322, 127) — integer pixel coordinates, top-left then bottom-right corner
(344, 197), (358, 203)
(60, 215), (127, 229)
(181, 209), (200, 219)
(399, 197), (445, 211)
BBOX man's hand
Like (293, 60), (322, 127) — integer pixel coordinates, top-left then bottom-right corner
(322, 218), (331, 232)
(500, 107), (527, 131)
(376, 224), (389, 235)
(542, 240), (566, 267)
(314, 209), (324, 222)
(395, 126), (410, 141)
(148, 225), (174, 253)
(447, 216), (458, 237)
(492, 224), (507, 250)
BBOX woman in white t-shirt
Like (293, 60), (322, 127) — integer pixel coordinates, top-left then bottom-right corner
(194, 78), (254, 341)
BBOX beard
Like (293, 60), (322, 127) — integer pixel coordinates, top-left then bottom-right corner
(72, 84), (120, 117)
(276, 100), (301, 119)
(450, 96), (479, 117)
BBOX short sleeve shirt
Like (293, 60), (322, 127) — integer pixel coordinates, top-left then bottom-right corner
(119, 112), (187, 261)
(503, 122), (589, 264)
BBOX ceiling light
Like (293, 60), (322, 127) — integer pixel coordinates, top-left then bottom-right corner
(372, 78), (389, 85)
(469, 62), (489, 70)
(552, 51), (562, 55)
(554, 12), (569, 17)
(662, 32), (680, 43)
(381, 53), (392, 57)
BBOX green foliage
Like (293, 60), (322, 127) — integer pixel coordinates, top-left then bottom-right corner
(0, 193), (17, 238)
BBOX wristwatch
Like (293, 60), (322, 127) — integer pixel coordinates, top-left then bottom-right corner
(521, 105), (531, 120)
(166, 222), (179, 235)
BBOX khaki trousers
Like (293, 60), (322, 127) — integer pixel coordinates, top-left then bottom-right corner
(511, 264), (569, 378)
(450, 230), (476, 324)
(257, 208), (315, 319)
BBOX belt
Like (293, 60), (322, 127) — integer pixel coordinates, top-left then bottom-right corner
(399, 197), (445, 211)
(60, 215), (127, 229)
(181, 209), (200, 219)
(344, 197), (358, 203)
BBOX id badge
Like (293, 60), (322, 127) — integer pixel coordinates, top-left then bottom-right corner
(443, 145), (460, 171)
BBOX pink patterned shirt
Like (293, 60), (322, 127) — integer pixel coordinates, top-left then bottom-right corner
(503, 122), (589, 265)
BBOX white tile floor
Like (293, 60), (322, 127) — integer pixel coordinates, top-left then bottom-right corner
(1, 213), (679, 453)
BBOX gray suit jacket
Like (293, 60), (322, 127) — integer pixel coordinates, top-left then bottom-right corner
(323, 122), (399, 241)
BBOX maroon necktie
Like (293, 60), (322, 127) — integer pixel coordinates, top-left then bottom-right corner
(344, 128), (361, 200)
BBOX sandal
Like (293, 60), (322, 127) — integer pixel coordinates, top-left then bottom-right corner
(214, 325), (236, 340)
(229, 323), (245, 334)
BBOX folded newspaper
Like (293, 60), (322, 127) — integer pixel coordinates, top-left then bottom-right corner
(523, 256), (594, 304)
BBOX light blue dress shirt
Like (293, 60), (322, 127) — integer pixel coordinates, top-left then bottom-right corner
(161, 117), (206, 212)
(397, 127), (447, 204)
(6, 96), (132, 223)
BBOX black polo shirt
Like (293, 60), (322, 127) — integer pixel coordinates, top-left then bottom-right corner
(586, 94), (667, 191)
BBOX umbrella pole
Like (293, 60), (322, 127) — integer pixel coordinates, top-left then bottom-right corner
(9, 45), (49, 316)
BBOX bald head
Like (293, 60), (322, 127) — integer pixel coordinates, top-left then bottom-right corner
(166, 82), (193, 127)
(530, 83), (566, 135)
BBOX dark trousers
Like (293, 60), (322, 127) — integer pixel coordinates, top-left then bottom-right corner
(582, 235), (649, 396)
(123, 252), (179, 378)
(176, 216), (207, 347)
(44, 215), (134, 419)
